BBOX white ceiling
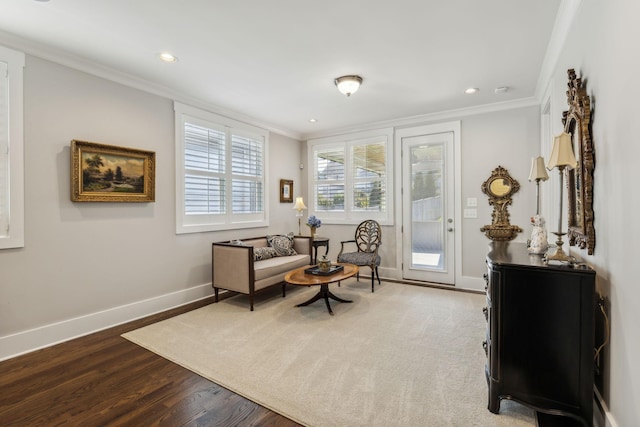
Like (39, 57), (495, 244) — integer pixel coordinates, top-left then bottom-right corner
(0, 0), (562, 139)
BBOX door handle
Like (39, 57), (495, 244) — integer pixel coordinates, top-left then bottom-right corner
(448, 227), (453, 232)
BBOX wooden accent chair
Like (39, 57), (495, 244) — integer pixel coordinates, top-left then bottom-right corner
(337, 220), (382, 292)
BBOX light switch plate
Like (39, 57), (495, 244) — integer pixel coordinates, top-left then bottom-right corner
(467, 197), (478, 207)
(464, 208), (478, 218)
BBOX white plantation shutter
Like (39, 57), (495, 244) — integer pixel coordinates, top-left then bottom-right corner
(184, 122), (226, 214)
(231, 133), (263, 213)
(0, 60), (8, 237)
(175, 102), (268, 233)
(350, 141), (386, 212)
(313, 146), (345, 212)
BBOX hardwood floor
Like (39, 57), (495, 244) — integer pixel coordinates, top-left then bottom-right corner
(0, 298), (302, 427)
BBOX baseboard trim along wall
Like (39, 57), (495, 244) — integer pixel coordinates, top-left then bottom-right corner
(0, 283), (215, 362)
(594, 387), (619, 427)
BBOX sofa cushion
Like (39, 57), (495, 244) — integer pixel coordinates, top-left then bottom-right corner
(254, 246), (278, 261)
(266, 232), (297, 257)
(254, 254), (309, 282)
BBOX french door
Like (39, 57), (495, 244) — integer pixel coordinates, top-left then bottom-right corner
(399, 129), (455, 284)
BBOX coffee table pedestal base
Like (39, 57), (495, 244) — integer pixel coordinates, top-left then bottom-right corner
(295, 284), (352, 315)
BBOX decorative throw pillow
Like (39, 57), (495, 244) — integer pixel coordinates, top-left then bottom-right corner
(266, 232), (297, 257)
(254, 246), (278, 261)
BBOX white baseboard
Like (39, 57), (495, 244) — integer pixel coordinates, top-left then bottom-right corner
(594, 387), (619, 427)
(0, 283), (215, 362)
(454, 275), (486, 292)
(379, 266), (486, 292)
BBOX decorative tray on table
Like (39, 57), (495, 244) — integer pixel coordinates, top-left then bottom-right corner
(304, 265), (344, 276)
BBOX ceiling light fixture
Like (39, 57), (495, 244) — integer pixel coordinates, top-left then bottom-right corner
(159, 52), (178, 63)
(464, 87), (479, 94)
(308, 118), (317, 123)
(334, 75), (363, 96)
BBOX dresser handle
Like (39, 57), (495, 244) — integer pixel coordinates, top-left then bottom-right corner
(482, 340), (488, 356)
(482, 306), (488, 321)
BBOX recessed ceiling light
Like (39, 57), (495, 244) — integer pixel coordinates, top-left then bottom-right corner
(494, 86), (509, 94)
(159, 52), (178, 63)
(309, 118), (317, 123)
(464, 87), (479, 94)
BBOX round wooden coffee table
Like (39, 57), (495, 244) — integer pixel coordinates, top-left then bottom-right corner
(284, 263), (359, 315)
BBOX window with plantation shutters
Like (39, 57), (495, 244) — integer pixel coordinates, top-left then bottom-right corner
(308, 128), (393, 225)
(0, 46), (25, 250)
(175, 102), (268, 233)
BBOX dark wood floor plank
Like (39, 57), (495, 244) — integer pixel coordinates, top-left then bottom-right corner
(0, 297), (301, 426)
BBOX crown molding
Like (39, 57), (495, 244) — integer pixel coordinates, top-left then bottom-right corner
(301, 97), (540, 141)
(534, 0), (583, 102)
(0, 29), (303, 141)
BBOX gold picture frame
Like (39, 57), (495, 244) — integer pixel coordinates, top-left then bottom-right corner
(71, 140), (156, 202)
(280, 179), (293, 203)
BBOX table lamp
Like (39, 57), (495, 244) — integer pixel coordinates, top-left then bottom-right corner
(545, 132), (577, 263)
(528, 156), (549, 254)
(292, 197), (307, 235)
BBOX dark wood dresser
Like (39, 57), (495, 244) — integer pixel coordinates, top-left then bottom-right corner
(484, 242), (595, 426)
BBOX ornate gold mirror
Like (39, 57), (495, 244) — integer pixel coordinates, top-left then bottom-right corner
(481, 166), (522, 241)
(562, 69), (595, 254)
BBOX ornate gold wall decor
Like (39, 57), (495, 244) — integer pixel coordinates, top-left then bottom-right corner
(71, 140), (156, 202)
(480, 166), (522, 241)
(562, 69), (595, 254)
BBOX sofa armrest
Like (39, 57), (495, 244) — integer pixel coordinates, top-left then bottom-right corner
(293, 236), (312, 256)
(212, 242), (254, 294)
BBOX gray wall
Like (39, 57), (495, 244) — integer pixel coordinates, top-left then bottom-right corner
(548, 0), (640, 425)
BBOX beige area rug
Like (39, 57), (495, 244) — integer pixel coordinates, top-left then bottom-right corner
(123, 280), (536, 427)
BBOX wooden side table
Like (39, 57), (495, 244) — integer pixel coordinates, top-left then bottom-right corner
(311, 237), (329, 264)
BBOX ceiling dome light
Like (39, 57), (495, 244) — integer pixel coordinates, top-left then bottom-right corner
(464, 87), (479, 94)
(159, 52), (178, 63)
(334, 75), (363, 96)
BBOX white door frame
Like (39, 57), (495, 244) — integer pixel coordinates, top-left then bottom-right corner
(394, 121), (462, 285)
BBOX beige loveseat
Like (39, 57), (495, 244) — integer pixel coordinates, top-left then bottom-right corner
(212, 235), (312, 311)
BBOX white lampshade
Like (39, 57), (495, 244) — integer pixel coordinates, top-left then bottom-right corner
(293, 197), (307, 212)
(547, 132), (577, 170)
(529, 156), (549, 181)
(334, 75), (363, 96)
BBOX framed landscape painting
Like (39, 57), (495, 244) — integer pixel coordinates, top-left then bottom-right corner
(71, 140), (156, 202)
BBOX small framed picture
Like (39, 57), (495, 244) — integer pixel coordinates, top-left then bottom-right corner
(280, 179), (293, 203)
(71, 140), (155, 202)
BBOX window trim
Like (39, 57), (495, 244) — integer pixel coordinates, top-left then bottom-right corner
(174, 102), (269, 234)
(0, 45), (25, 250)
(307, 128), (393, 225)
